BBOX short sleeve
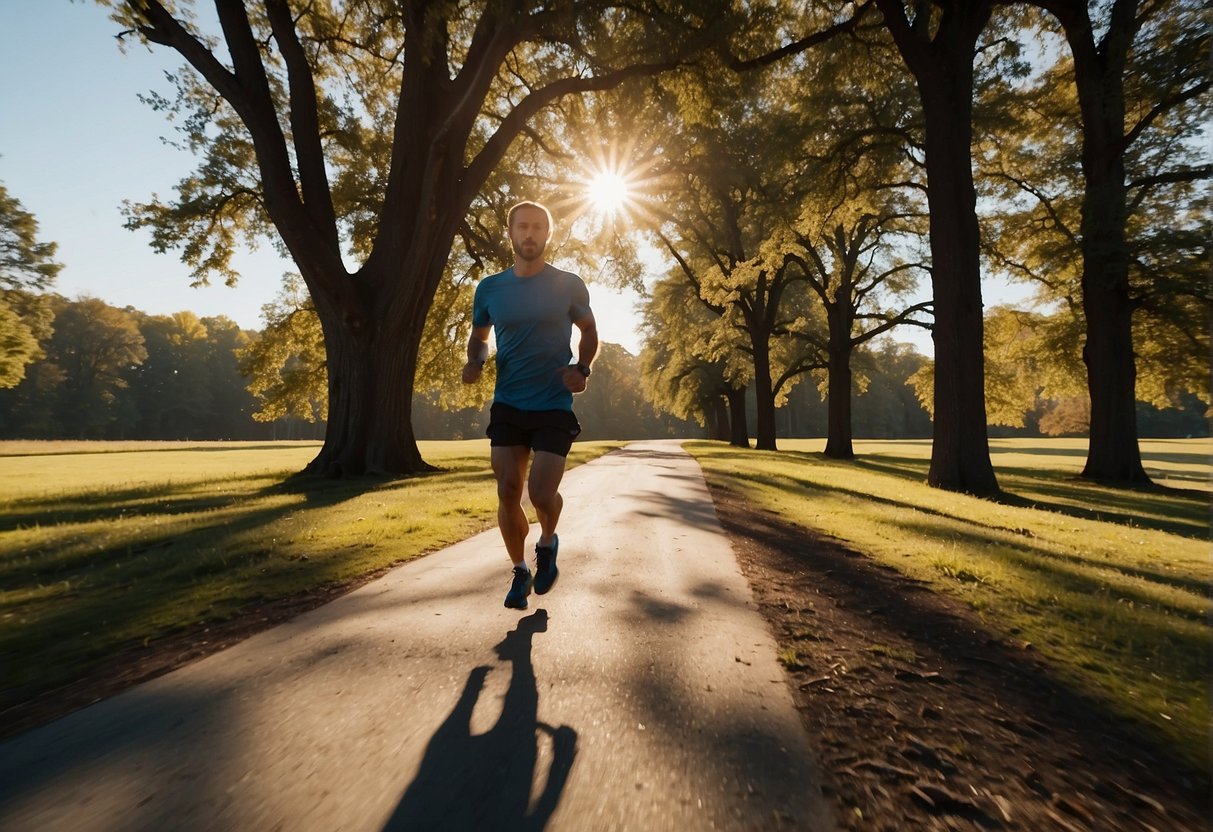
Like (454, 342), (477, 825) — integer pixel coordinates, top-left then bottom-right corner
(567, 274), (591, 323)
(472, 281), (491, 328)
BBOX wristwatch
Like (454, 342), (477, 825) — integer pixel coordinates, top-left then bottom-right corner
(574, 362), (592, 378)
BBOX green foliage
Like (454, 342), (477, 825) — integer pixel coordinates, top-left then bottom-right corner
(0, 300), (41, 389)
(0, 182), (61, 388)
(640, 276), (739, 427)
(237, 275), (327, 423)
(0, 181), (61, 292)
(575, 342), (694, 439)
(979, 4), (1211, 416)
(0, 297), (270, 441)
(46, 298), (148, 439)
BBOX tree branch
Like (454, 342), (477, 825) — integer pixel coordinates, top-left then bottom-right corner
(723, 0), (876, 71)
(265, 0), (339, 247)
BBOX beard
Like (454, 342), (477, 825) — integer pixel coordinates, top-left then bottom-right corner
(512, 237), (546, 262)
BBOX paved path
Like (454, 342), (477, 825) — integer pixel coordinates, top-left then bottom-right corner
(0, 441), (833, 831)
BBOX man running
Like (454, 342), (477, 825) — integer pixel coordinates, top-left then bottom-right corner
(461, 200), (598, 609)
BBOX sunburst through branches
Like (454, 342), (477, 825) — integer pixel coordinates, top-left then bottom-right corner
(548, 134), (668, 230)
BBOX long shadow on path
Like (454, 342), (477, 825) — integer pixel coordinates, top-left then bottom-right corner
(383, 610), (576, 832)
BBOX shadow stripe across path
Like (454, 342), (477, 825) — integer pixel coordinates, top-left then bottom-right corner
(0, 440), (834, 831)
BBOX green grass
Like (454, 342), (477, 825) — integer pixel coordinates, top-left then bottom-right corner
(684, 437), (1211, 775)
(0, 439), (623, 709)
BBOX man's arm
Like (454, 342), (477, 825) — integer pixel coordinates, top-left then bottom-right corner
(462, 325), (491, 384)
(560, 312), (598, 393)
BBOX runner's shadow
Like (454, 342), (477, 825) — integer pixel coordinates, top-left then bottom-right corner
(383, 610), (576, 831)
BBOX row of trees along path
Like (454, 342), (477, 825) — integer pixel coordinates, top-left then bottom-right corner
(95, 0), (1207, 493)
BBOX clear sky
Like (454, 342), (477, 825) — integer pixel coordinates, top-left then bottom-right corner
(2, 3), (1032, 357)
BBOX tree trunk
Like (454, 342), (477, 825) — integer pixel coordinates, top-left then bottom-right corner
(709, 394), (731, 441)
(1067, 5), (1149, 483)
(304, 261), (438, 477)
(920, 61), (998, 495)
(824, 341), (854, 460)
(875, 0), (998, 495)
(752, 339), (778, 451)
(726, 386), (749, 448)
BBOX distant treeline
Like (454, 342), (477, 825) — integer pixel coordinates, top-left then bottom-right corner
(0, 295), (1202, 442)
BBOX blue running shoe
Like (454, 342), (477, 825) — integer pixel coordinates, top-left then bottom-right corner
(504, 566), (533, 609)
(534, 535), (559, 595)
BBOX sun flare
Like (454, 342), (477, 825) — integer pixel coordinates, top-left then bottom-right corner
(586, 170), (630, 215)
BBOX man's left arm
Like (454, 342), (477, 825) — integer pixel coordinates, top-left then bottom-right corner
(561, 312), (598, 393)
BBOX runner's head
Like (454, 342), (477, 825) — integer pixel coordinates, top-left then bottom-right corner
(507, 201), (553, 264)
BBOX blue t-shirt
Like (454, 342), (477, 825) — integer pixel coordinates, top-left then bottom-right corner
(472, 264), (591, 411)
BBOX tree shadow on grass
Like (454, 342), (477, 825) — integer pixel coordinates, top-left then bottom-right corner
(711, 493), (1210, 820)
(383, 610), (576, 832)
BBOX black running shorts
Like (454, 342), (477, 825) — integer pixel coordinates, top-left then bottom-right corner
(486, 402), (582, 457)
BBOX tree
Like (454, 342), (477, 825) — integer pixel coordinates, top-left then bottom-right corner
(0, 181), (61, 388)
(198, 315), (260, 438)
(131, 311), (215, 438)
(105, 0), (724, 475)
(639, 274), (749, 445)
(237, 274), (328, 426)
(44, 298), (147, 439)
(644, 52), (835, 451)
(993, 0), (1210, 482)
(872, 0), (1001, 494)
(575, 342), (689, 440)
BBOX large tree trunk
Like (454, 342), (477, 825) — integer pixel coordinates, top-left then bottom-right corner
(876, 0), (998, 496)
(726, 386), (749, 447)
(919, 58), (998, 495)
(824, 341), (854, 460)
(306, 300), (432, 476)
(752, 340), (778, 451)
(1064, 1), (1149, 483)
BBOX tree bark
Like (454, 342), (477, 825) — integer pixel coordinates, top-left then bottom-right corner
(1045, 0), (1149, 483)
(708, 394), (730, 441)
(877, 0), (999, 495)
(752, 337), (778, 451)
(726, 386), (750, 447)
(824, 339), (854, 459)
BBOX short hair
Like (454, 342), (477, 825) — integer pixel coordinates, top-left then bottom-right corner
(507, 200), (554, 235)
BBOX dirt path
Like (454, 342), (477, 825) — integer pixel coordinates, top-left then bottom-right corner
(708, 483), (1209, 831)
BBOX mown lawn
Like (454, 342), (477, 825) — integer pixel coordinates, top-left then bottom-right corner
(684, 437), (1211, 774)
(0, 439), (623, 711)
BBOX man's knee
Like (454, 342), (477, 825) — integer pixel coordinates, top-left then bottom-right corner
(529, 484), (561, 511)
(496, 476), (525, 504)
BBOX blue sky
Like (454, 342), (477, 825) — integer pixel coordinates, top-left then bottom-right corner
(0, 1), (292, 330)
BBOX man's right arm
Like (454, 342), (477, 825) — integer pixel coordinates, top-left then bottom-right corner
(461, 325), (491, 384)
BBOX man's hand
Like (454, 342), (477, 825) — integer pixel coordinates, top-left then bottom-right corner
(462, 361), (484, 384)
(559, 365), (588, 393)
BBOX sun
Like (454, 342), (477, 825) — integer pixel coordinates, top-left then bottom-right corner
(587, 170), (630, 215)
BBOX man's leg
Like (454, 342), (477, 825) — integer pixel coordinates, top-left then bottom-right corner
(528, 450), (568, 546)
(491, 445), (532, 566)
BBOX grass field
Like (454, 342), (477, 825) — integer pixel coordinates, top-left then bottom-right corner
(0, 439), (623, 711)
(3, 436), (1209, 773)
(684, 437), (1211, 774)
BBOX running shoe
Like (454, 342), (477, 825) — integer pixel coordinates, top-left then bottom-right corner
(534, 535), (559, 595)
(504, 566), (533, 609)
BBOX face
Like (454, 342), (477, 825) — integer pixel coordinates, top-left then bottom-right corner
(508, 206), (551, 263)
